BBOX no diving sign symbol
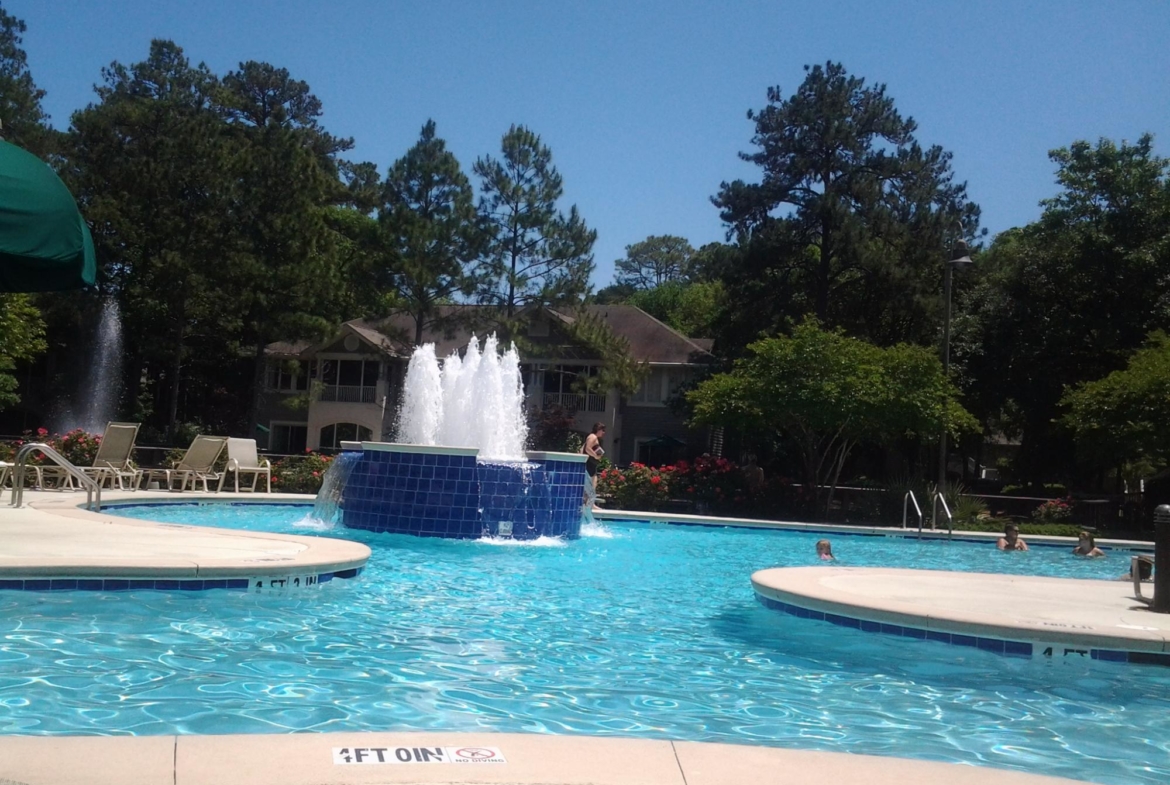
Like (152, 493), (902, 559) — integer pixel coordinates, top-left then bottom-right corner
(332, 746), (506, 765)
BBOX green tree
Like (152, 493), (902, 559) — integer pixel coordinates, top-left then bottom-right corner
(614, 235), (694, 289)
(474, 125), (596, 330)
(379, 120), (482, 344)
(688, 320), (977, 517)
(957, 135), (1170, 484)
(713, 62), (979, 350)
(216, 60), (353, 434)
(68, 40), (231, 434)
(1061, 333), (1170, 476)
(627, 280), (725, 338)
(0, 293), (46, 409)
(0, 2), (53, 156)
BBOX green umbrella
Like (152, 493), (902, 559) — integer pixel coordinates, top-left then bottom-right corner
(0, 139), (96, 292)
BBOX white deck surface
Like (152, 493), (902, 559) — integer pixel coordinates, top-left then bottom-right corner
(753, 566), (1170, 652)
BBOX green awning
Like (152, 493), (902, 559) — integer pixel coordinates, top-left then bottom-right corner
(0, 139), (96, 292)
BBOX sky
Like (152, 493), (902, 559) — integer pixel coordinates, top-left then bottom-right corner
(10, 0), (1170, 288)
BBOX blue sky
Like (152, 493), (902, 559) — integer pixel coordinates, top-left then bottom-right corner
(11, 0), (1170, 287)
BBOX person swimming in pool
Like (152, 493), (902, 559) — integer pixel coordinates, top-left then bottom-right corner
(1072, 530), (1105, 558)
(997, 523), (1028, 551)
(816, 539), (835, 561)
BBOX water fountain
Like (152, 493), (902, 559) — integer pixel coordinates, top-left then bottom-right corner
(320, 334), (588, 540)
(54, 298), (123, 434)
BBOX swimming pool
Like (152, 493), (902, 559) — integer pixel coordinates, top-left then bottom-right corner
(2, 503), (1166, 785)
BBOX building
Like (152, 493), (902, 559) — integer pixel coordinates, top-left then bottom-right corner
(254, 305), (714, 466)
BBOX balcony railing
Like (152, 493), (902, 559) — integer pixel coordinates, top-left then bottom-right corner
(542, 392), (606, 413)
(319, 384), (377, 403)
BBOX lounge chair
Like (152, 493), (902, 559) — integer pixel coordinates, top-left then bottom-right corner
(145, 435), (227, 492)
(81, 422), (142, 490)
(218, 438), (271, 493)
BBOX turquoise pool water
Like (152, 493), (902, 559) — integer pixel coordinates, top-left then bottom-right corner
(1, 503), (1166, 785)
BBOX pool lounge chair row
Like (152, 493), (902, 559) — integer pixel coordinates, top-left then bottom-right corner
(1, 423), (270, 493)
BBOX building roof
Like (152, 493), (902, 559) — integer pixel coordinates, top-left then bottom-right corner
(266, 304), (713, 365)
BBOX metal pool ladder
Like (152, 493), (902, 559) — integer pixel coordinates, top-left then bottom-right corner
(933, 491), (954, 539)
(902, 491), (922, 533)
(6, 442), (102, 511)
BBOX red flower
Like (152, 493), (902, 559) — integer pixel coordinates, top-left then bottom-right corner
(312, 471), (320, 477)
(650, 476), (661, 485)
(36, 427), (47, 436)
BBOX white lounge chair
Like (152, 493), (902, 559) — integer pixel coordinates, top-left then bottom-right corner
(81, 422), (142, 490)
(218, 438), (271, 493)
(146, 435), (227, 492)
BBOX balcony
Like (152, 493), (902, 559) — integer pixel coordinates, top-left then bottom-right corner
(319, 384), (377, 404)
(542, 392), (606, 413)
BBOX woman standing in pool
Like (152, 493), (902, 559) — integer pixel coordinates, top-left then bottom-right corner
(1072, 531), (1105, 557)
(582, 422), (606, 502)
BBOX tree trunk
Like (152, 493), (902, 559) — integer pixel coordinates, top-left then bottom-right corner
(167, 322), (184, 439)
(250, 340), (267, 439)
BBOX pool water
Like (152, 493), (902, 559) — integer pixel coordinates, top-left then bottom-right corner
(0, 503), (1166, 785)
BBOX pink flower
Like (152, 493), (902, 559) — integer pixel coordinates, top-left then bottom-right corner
(36, 428), (48, 436)
(650, 476), (661, 486)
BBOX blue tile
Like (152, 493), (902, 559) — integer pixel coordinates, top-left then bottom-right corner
(226, 579), (249, 590)
(976, 637), (1005, 654)
(952, 634), (979, 648)
(77, 579), (104, 591)
(880, 623), (904, 636)
(902, 627), (927, 639)
(48, 579), (77, 591)
(925, 630), (951, 644)
(1005, 641), (1033, 658)
(24, 580), (50, 591)
(859, 620), (881, 633)
(1092, 649), (1127, 662)
(103, 579), (130, 591)
(0, 580), (24, 590)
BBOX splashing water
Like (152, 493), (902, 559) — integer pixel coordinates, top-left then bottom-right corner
(310, 451), (361, 525)
(57, 298), (123, 433)
(396, 334), (528, 460)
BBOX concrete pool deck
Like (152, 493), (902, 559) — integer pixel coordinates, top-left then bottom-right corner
(0, 732), (1081, 784)
(753, 566), (1170, 660)
(1, 489), (370, 581)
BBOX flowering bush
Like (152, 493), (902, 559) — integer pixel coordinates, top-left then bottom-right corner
(670, 455), (752, 512)
(597, 462), (672, 510)
(1034, 497), (1073, 523)
(52, 429), (102, 466)
(271, 451), (334, 494)
(9, 428), (104, 467)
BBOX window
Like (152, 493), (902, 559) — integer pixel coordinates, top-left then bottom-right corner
(319, 423), (373, 451)
(629, 368), (688, 406)
(266, 360), (309, 392)
(541, 365), (605, 412)
(269, 423), (307, 454)
(320, 360), (380, 387)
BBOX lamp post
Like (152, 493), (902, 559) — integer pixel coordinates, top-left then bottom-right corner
(935, 237), (973, 528)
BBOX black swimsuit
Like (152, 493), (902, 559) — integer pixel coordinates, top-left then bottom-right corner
(585, 457), (599, 477)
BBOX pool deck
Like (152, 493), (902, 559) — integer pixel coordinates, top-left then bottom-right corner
(753, 566), (1170, 656)
(1, 489), (370, 580)
(0, 732), (1081, 785)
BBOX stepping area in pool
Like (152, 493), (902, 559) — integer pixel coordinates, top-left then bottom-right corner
(753, 566), (1170, 665)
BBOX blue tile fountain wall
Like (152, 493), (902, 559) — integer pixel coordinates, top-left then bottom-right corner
(337, 445), (585, 539)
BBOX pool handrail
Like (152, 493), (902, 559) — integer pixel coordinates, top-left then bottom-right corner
(933, 491), (954, 539)
(902, 491), (922, 532)
(8, 442), (101, 512)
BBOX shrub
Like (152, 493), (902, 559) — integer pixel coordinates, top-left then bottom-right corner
(597, 462), (671, 510)
(1034, 497), (1073, 523)
(671, 455), (751, 512)
(53, 429), (102, 466)
(271, 451), (334, 494)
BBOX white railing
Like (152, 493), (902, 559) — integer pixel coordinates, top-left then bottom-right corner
(542, 392), (607, 412)
(902, 491), (922, 533)
(319, 385), (377, 403)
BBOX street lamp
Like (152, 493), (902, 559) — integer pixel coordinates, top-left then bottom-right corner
(935, 237), (973, 528)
